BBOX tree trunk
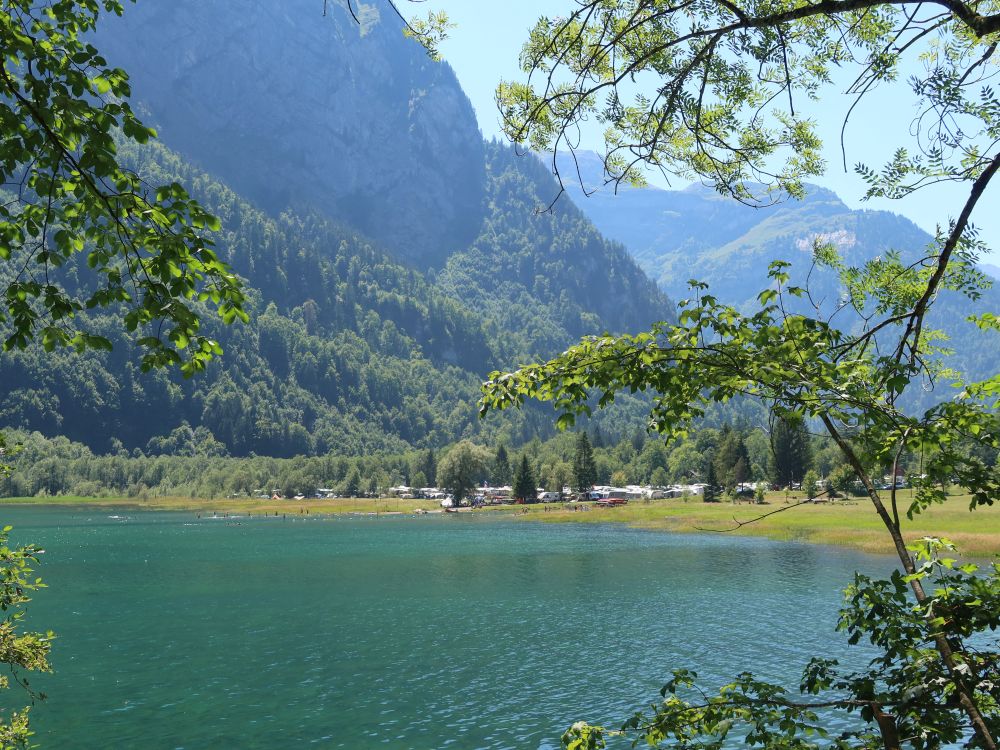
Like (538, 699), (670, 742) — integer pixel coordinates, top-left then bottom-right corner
(873, 703), (902, 750)
(820, 414), (996, 750)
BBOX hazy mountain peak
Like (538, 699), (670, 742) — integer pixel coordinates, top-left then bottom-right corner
(981, 262), (1000, 281)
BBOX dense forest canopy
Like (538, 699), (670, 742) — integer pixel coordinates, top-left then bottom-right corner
(0, 133), (674, 456)
(5, 419), (951, 501)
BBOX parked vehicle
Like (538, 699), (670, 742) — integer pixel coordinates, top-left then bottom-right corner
(596, 497), (628, 507)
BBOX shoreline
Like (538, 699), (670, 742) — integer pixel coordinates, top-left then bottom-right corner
(2, 492), (998, 556)
(512, 494), (1000, 556)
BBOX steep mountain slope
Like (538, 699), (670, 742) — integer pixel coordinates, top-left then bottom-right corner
(1, 139), (665, 456)
(0, 141), (489, 456)
(89, 0), (673, 345)
(92, 0), (486, 269)
(1, 10), (674, 457)
(437, 143), (671, 363)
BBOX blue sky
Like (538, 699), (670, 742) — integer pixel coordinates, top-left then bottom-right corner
(422, 1), (1000, 264)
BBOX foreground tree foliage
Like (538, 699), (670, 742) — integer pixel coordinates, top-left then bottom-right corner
(483, 0), (1000, 747)
(0, 438), (50, 746)
(495, 0), (1000, 206)
(0, 524), (51, 748)
(2, 1), (248, 742)
(1, 0), (247, 372)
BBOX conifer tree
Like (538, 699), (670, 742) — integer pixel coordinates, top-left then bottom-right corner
(703, 454), (719, 503)
(572, 432), (598, 493)
(769, 416), (812, 488)
(422, 448), (437, 487)
(512, 454), (537, 503)
(714, 426), (751, 491)
(493, 443), (512, 485)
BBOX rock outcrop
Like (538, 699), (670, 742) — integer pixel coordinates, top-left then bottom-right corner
(95, 0), (486, 268)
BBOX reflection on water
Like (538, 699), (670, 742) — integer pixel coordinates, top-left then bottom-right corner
(4, 509), (893, 749)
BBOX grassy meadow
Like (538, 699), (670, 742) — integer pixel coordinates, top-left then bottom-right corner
(520, 491), (1000, 556)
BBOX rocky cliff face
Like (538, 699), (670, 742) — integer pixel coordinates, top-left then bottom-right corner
(95, 0), (486, 268)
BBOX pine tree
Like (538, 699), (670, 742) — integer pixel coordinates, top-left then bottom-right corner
(703, 454), (719, 503)
(422, 448), (437, 487)
(493, 443), (512, 485)
(770, 416), (812, 488)
(513, 454), (537, 503)
(572, 432), (597, 493)
(714, 427), (751, 490)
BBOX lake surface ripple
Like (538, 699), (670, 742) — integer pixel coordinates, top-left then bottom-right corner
(4, 509), (893, 749)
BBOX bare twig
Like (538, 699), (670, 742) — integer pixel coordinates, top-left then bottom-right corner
(693, 491), (832, 533)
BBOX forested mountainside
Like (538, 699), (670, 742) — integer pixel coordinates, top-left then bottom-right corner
(91, 0), (486, 269)
(435, 143), (668, 362)
(0, 1), (678, 457)
(0, 136), (670, 457)
(558, 152), (1000, 395)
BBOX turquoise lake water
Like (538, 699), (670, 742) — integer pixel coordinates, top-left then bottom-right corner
(2, 509), (893, 749)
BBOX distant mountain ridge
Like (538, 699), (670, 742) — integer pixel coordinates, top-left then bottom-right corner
(553, 151), (930, 301)
(553, 150), (1000, 401)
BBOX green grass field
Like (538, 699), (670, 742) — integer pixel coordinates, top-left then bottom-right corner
(519, 491), (1000, 556)
(2, 490), (998, 556)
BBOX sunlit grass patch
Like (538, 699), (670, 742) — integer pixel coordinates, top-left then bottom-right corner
(515, 491), (1000, 556)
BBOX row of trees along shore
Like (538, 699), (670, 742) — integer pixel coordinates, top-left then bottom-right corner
(5, 418), (993, 502)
